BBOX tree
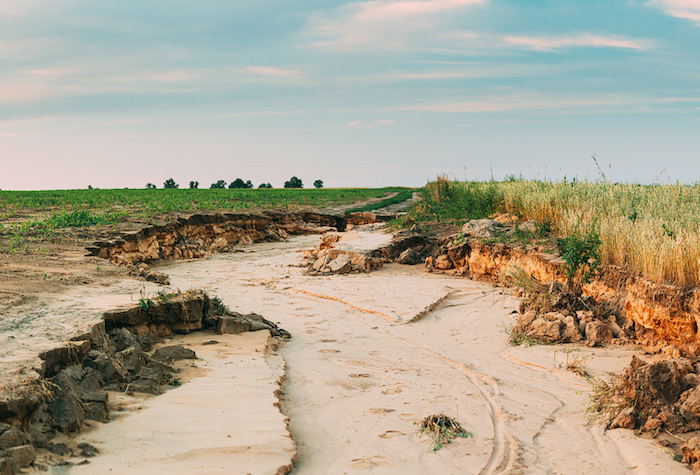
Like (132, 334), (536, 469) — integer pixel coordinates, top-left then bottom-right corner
(229, 178), (254, 189)
(210, 180), (226, 189)
(258, 183), (272, 189)
(164, 178), (179, 189)
(284, 176), (303, 188)
(189, 181), (199, 189)
(146, 183), (157, 189)
(314, 180), (324, 189)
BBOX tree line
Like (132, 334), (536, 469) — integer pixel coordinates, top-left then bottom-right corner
(147, 177), (324, 190)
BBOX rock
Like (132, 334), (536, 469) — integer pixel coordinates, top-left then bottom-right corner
(50, 393), (84, 432)
(518, 220), (537, 233)
(216, 317), (249, 335)
(137, 333), (164, 352)
(78, 442), (99, 458)
(210, 236), (228, 251)
(79, 369), (105, 393)
(115, 346), (146, 374)
(153, 345), (196, 362)
(433, 254), (453, 270)
(424, 256), (433, 272)
(396, 248), (420, 265)
(615, 356), (683, 420)
(529, 317), (562, 342)
(609, 407), (637, 429)
(585, 321), (614, 345)
(328, 254), (352, 274)
(0, 425), (32, 450)
(113, 328), (141, 352)
(4, 445), (36, 470)
(562, 316), (583, 342)
(46, 442), (72, 456)
(682, 373), (700, 392)
(312, 256), (331, 271)
(643, 417), (662, 431)
(81, 391), (109, 423)
(129, 379), (163, 395)
(681, 387), (700, 422)
(0, 456), (19, 475)
(683, 437), (700, 472)
(137, 365), (167, 385)
(462, 219), (503, 238)
(92, 354), (130, 384)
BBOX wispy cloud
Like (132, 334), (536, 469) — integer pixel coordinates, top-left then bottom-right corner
(649, 0), (700, 24)
(344, 119), (395, 128)
(245, 66), (301, 77)
(308, 0), (487, 50)
(504, 33), (653, 52)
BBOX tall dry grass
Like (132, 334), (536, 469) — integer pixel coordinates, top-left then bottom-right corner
(424, 178), (700, 287)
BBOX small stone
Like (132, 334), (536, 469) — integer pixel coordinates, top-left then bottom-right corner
(642, 417), (662, 431)
(153, 345), (196, 362)
(609, 407), (637, 429)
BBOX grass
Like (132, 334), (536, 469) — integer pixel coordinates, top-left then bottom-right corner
(411, 176), (700, 288)
(345, 188), (414, 214)
(0, 187), (410, 216)
(0, 187), (413, 253)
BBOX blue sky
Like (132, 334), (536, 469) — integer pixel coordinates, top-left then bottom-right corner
(1, 0), (699, 190)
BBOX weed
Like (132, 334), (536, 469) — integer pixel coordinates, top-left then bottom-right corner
(417, 414), (472, 452)
(507, 328), (544, 347)
(138, 298), (154, 311)
(556, 231), (601, 287)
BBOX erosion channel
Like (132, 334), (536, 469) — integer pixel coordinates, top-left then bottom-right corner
(1, 223), (691, 474)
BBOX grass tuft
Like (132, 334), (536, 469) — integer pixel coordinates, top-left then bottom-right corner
(418, 414), (472, 452)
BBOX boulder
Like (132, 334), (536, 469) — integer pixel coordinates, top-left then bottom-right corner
(562, 316), (583, 342)
(683, 374), (700, 393)
(529, 317), (562, 342)
(153, 345), (196, 362)
(113, 328), (141, 352)
(585, 321), (614, 345)
(609, 407), (637, 429)
(92, 353), (130, 384)
(0, 456), (19, 475)
(396, 248), (420, 265)
(683, 437), (700, 472)
(462, 219), (503, 238)
(681, 387), (700, 422)
(312, 256), (331, 271)
(329, 254), (352, 274)
(0, 425), (32, 450)
(433, 255), (453, 270)
(137, 333), (164, 352)
(4, 445), (36, 470)
(115, 346), (146, 374)
(50, 393), (84, 432)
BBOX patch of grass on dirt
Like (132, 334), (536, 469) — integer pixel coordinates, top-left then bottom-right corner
(418, 414), (472, 452)
(507, 328), (545, 347)
(344, 188), (415, 214)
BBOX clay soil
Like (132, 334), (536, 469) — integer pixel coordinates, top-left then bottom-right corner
(0, 214), (694, 474)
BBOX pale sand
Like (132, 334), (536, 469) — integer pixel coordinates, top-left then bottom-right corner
(73, 330), (294, 475)
(58, 232), (690, 474)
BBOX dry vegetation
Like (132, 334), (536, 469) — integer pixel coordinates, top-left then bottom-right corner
(408, 177), (700, 287)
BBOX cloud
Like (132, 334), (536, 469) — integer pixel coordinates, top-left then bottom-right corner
(649, 0), (700, 24)
(245, 66), (300, 77)
(308, 0), (486, 50)
(504, 33), (653, 52)
(344, 119), (394, 128)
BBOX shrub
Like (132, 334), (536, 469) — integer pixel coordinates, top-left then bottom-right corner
(229, 179), (253, 189)
(314, 180), (324, 189)
(146, 183), (157, 189)
(284, 177), (303, 188)
(189, 181), (199, 189)
(210, 180), (226, 189)
(556, 231), (601, 289)
(258, 183), (273, 189)
(163, 178), (179, 189)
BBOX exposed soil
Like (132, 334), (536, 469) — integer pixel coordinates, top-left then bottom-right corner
(0, 205), (697, 473)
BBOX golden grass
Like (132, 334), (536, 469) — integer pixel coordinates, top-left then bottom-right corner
(425, 178), (700, 287)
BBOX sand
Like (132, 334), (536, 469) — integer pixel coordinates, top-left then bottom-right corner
(3, 231), (692, 473)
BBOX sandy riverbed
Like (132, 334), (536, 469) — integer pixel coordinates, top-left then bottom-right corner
(68, 232), (686, 474)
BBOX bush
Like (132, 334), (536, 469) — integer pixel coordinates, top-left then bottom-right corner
(189, 181), (199, 189)
(314, 180), (324, 189)
(210, 180), (226, 189)
(258, 183), (273, 189)
(146, 183), (157, 189)
(229, 179), (253, 189)
(284, 176), (303, 188)
(556, 231), (601, 288)
(163, 178), (179, 189)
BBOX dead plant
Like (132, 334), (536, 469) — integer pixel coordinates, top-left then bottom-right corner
(418, 414), (472, 452)
(585, 376), (634, 428)
(506, 265), (556, 314)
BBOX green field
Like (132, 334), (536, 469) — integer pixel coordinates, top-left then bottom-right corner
(406, 177), (700, 288)
(0, 187), (411, 216)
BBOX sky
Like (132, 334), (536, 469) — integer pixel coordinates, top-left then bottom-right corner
(1, 0), (699, 190)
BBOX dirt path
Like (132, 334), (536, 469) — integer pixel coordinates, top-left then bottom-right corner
(145, 232), (688, 474)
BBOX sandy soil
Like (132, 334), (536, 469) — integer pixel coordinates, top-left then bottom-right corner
(148, 233), (688, 474)
(0, 228), (693, 474)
